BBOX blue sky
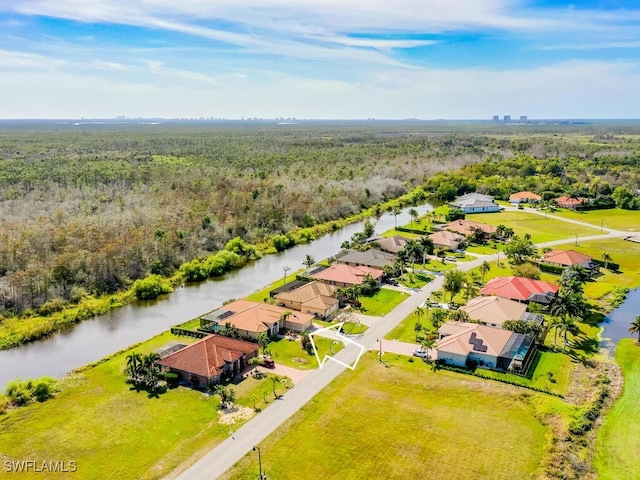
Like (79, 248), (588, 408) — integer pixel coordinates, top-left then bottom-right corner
(1, 1), (639, 119)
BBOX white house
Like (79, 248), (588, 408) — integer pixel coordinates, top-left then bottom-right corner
(449, 193), (500, 214)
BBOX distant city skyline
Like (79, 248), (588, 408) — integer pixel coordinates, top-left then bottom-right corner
(1, 1), (639, 119)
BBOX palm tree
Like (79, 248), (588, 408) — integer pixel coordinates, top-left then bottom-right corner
(415, 306), (424, 325)
(548, 316), (563, 350)
(409, 208), (419, 229)
(126, 352), (143, 382)
(392, 206), (401, 229)
(418, 236), (435, 268)
(479, 261), (491, 283)
(558, 316), (579, 352)
(462, 276), (480, 301)
(421, 337), (437, 360)
(629, 315), (640, 342)
(431, 309), (447, 329)
(303, 254), (316, 270)
(602, 253), (612, 270)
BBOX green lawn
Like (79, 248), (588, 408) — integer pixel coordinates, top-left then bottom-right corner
(359, 288), (408, 316)
(479, 350), (573, 396)
(266, 336), (342, 369)
(595, 339), (640, 479)
(398, 271), (433, 288)
(386, 308), (437, 343)
(0, 331), (275, 480)
(245, 269), (304, 303)
(470, 210), (600, 243)
(221, 353), (549, 480)
(380, 228), (421, 239)
(552, 207), (640, 232)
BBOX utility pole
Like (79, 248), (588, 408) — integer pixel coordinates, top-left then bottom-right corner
(253, 446), (265, 480)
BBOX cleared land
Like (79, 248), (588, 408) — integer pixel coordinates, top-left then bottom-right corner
(358, 288), (408, 316)
(552, 208), (640, 232)
(220, 353), (549, 480)
(266, 336), (341, 370)
(469, 210), (600, 243)
(595, 339), (640, 479)
(0, 331), (278, 480)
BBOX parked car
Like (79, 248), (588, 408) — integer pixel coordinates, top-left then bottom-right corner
(263, 357), (275, 369)
(445, 256), (457, 262)
(412, 349), (428, 358)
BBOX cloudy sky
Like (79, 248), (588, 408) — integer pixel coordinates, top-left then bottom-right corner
(1, 1), (639, 119)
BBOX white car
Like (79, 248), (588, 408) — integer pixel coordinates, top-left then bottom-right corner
(412, 349), (428, 358)
(445, 256), (457, 262)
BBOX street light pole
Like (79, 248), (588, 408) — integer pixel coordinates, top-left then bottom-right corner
(253, 446), (264, 480)
(378, 339), (382, 362)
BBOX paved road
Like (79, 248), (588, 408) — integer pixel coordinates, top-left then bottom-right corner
(169, 210), (630, 479)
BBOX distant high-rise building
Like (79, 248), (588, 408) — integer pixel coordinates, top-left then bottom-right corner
(503, 115), (511, 122)
(492, 115), (499, 121)
(520, 115), (528, 122)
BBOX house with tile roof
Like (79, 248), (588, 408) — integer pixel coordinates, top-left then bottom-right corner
(311, 263), (383, 288)
(449, 192), (500, 213)
(200, 299), (315, 339)
(554, 195), (589, 210)
(274, 281), (339, 318)
(436, 321), (535, 373)
(429, 230), (465, 251)
(460, 296), (527, 329)
(334, 249), (396, 269)
(440, 219), (497, 238)
(509, 191), (542, 204)
(542, 249), (596, 270)
(157, 335), (259, 388)
(480, 276), (559, 305)
(369, 235), (408, 254)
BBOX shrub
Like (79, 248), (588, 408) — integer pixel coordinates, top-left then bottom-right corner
(165, 372), (179, 384)
(5, 377), (57, 406)
(132, 275), (173, 300)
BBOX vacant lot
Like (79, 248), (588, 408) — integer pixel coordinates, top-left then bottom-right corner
(552, 208), (640, 232)
(359, 288), (408, 316)
(470, 210), (600, 243)
(595, 340), (640, 479)
(0, 331), (275, 480)
(221, 353), (549, 480)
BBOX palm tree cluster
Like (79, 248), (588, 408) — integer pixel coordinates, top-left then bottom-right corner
(125, 351), (162, 389)
(548, 265), (589, 351)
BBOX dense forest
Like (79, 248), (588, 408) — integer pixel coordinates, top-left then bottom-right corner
(1, 121), (639, 321)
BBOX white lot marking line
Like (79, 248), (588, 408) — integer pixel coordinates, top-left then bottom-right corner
(309, 322), (366, 370)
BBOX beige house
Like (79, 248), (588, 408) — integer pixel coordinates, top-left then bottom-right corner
(436, 321), (535, 372)
(429, 230), (465, 251)
(275, 281), (339, 319)
(311, 263), (383, 288)
(459, 296), (527, 329)
(202, 299), (315, 339)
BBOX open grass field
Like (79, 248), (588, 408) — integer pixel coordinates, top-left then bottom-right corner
(595, 339), (640, 479)
(551, 238), (640, 291)
(0, 331), (277, 480)
(551, 208), (640, 232)
(266, 336), (341, 370)
(469, 210), (600, 243)
(220, 352), (549, 480)
(359, 288), (408, 316)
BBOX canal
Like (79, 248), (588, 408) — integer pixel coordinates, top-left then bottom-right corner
(0, 204), (433, 388)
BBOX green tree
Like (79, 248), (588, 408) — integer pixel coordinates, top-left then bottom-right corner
(257, 332), (270, 355)
(629, 316), (640, 342)
(548, 316), (563, 350)
(448, 309), (471, 323)
(303, 254), (316, 270)
(479, 261), (491, 283)
(409, 208), (419, 229)
(431, 309), (447, 329)
(443, 269), (465, 302)
(601, 252), (612, 270)
(504, 236), (536, 265)
(392, 206), (401, 229)
(418, 236), (435, 267)
(421, 337), (436, 360)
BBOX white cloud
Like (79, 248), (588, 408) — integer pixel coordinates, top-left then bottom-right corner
(0, 53), (638, 119)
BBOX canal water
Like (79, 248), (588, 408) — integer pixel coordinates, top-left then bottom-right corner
(600, 287), (640, 352)
(0, 204), (433, 388)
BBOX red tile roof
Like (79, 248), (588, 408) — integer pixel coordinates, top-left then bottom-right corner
(157, 335), (258, 379)
(480, 276), (559, 302)
(311, 264), (383, 286)
(223, 299), (315, 333)
(509, 191), (542, 201)
(555, 196), (588, 206)
(442, 219), (497, 236)
(542, 249), (592, 266)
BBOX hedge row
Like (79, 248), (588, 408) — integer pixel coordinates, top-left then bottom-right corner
(436, 363), (564, 398)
